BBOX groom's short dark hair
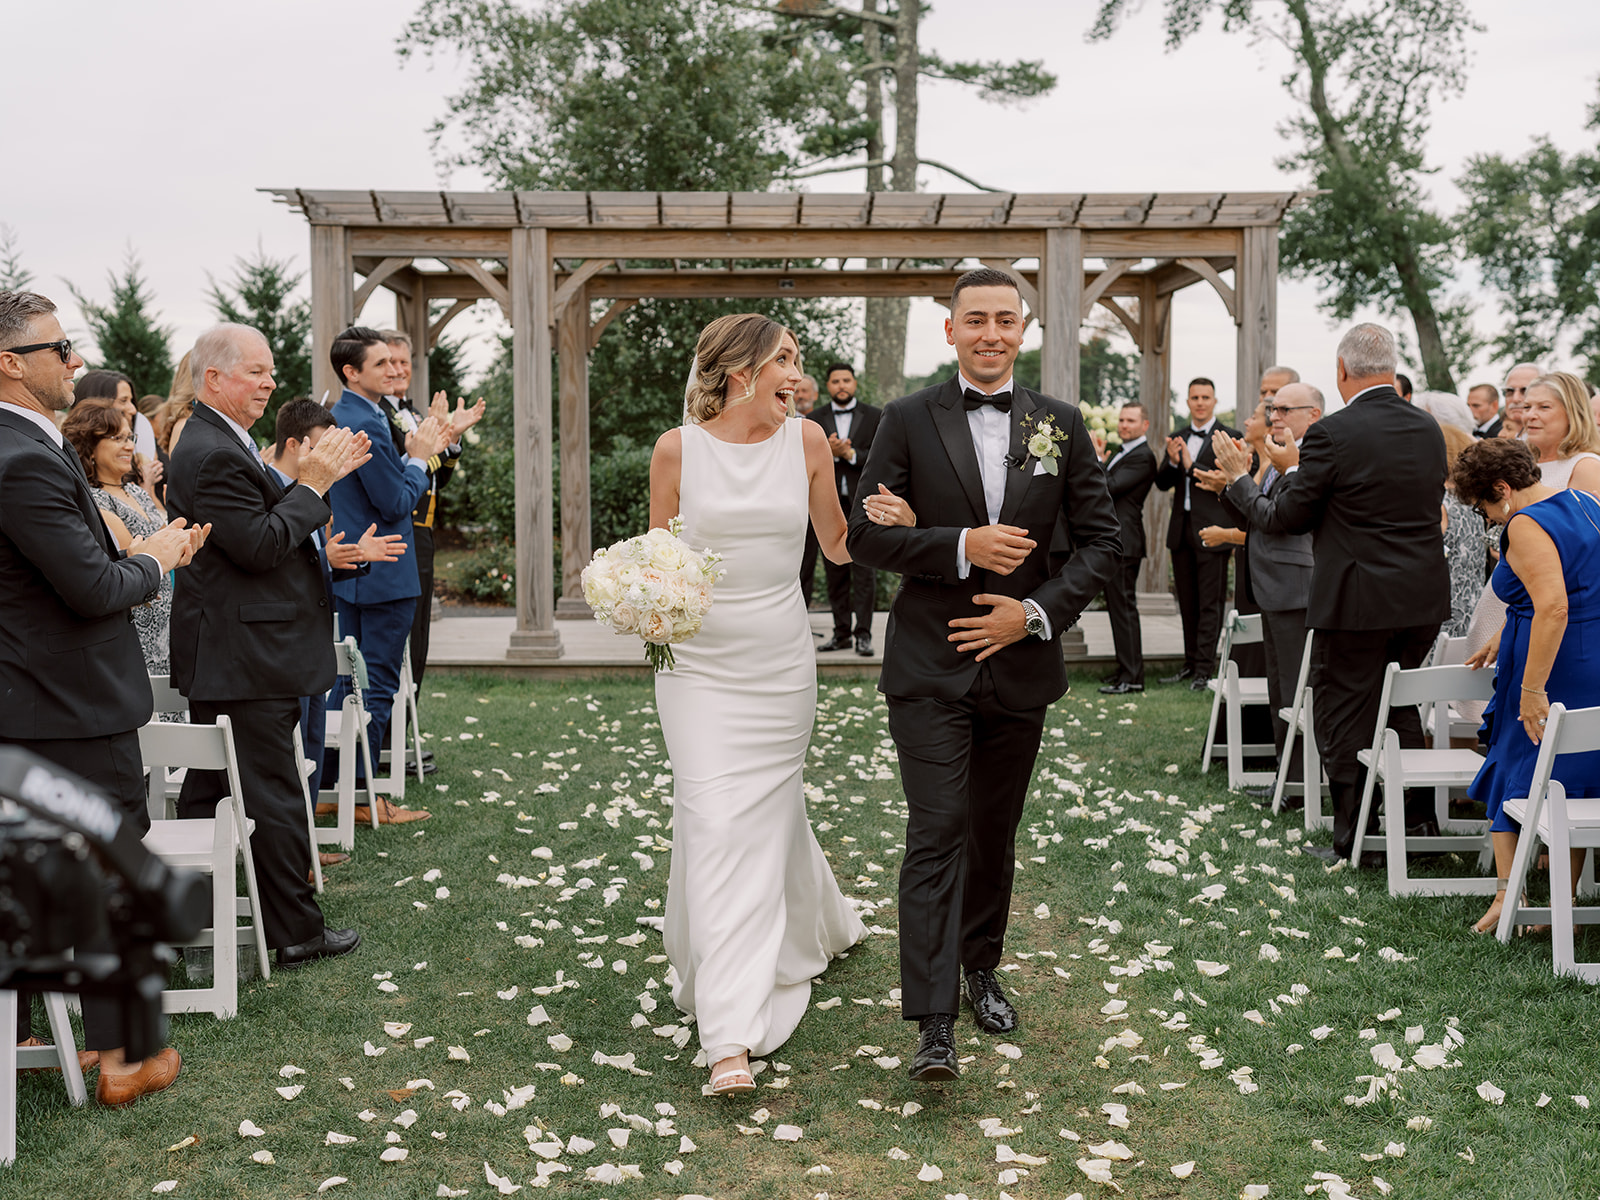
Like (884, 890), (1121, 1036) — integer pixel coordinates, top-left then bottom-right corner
(951, 267), (1022, 312)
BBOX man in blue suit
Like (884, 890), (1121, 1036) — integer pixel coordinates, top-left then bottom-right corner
(325, 327), (449, 820)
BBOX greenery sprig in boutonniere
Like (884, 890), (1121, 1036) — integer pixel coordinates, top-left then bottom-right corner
(1022, 413), (1069, 475)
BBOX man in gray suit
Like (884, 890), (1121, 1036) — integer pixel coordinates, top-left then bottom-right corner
(1221, 381), (1323, 805)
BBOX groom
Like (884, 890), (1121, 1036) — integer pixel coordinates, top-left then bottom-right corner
(848, 267), (1121, 1081)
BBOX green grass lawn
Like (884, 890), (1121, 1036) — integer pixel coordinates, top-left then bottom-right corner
(5, 670), (1600, 1200)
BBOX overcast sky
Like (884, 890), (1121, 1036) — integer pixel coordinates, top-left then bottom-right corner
(6, 0), (1598, 416)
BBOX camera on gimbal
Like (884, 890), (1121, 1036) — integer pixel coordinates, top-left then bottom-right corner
(0, 749), (207, 1060)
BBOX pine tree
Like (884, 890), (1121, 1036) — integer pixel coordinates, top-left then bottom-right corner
(69, 251), (175, 396)
(0, 225), (33, 292)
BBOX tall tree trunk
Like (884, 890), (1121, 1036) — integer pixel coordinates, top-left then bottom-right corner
(863, 0), (919, 402)
(1392, 238), (1456, 392)
(860, 0), (906, 400)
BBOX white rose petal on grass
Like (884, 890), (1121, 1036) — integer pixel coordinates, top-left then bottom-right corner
(1310, 1026), (1334, 1041)
(238, 1120), (266, 1138)
(1258, 943), (1281, 962)
(527, 1005), (550, 1027)
(363, 1042), (386, 1057)
(773, 1124), (803, 1142)
(1477, 1081), (1507, 1105)
(815, 996), (842, 1010)
(325, 1131), (358, 1146)
(1385, 1141), (1406, 1158)
(152, 1183), (178, 1194)
(394, 1110), (418, 1129)
(1373, 1178), (1394, 1196)
(383, 1022), (412, 1038)
(1574, 1095), (1592, 1109)
(1088, 1140), (1134, 1161)
(995, 1043), (1024, 1059)
(317, 1180), (349, 1194)
(887, 1147), (912, 1161)
(484, 1161), (523, 1194)
(1077, 1157), (1117, 1185)
(1537, 1093), (1553, 1108)
(1241, 1187), (1270, 1199)
(357, 1110), (379, 1122)
(276, 1085), (303, 1100)
(1370, 1043), (1404, 1071)
(1034, 903), (1051, 919)
(917, 1163), (943, 1182)
(873, 1055), (901, 1069)
(1172, 1161), (1197, 1178)
(251, 1151), (275, 1165)
(278, 1064), (306, 1078)
(547, 1033), (573, 1052)
(1406, 1116), (1434, 1132)
(1194, 960), (1230, 977)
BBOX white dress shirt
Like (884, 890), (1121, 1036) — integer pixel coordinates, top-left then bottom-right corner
(829, 399), (859, 489)
(951, 372), (1051, 639)
(362, 392), (431, 475)
(1181, 418), (1216, 511)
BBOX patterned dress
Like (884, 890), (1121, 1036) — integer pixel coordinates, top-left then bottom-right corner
(1442, 491), (1487, 638)
(92, 483), (172, 675)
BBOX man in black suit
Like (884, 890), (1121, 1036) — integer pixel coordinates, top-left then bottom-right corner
(1467, 383), (1503, 438)
(810, 363), (880, 655)
(1155, 377), (1240, 689)
(849, 268), (1120, 1081)
(1219, 381), (1322, 805)
(0, 289), (201, 1105)
(1098, 402), (1157, 694)
(1212, 324), (1450, 864)
(168, 323), (371, 969)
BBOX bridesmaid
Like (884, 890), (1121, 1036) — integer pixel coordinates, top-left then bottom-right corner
(648, 314), (911, 1094)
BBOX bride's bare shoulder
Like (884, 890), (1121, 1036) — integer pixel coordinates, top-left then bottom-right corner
(653, 427), (684, 457)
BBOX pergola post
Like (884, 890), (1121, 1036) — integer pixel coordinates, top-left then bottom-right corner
(1039, 228), (1082, 404)
(1234, 225), (1278, 416)
(399, 273), (431, 403)
(1139, 280), (1174, 595)
(309, 224), (352, 402)
(555, 289), (593, 619)
(507, 227), (563, 660)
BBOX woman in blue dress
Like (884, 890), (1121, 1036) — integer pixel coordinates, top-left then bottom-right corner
(1458, 437), (1600, 933)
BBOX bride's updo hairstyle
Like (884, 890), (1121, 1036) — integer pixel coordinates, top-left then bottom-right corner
(684, 313), (796, 423)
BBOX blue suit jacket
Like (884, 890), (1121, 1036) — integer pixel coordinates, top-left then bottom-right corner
(329, 389), (426, 604)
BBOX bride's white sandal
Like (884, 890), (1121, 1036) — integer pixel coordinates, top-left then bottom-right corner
(709, 1054), (755, 1095)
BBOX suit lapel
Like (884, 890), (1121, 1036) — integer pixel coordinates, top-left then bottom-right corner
(997, 387), (1039, 527)
(929, 380), (988, 526)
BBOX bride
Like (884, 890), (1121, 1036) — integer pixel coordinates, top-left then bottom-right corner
(649, 313), (911, 1094)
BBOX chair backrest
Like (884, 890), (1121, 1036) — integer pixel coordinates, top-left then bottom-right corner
(333, 636), (369, 690)
(148, 674), (189, 715)
(138, 719), (230, 772)
(1385, 662), (1497, 708)
(1215, 610), (1263, 662)
(1428, 634), (1472, 668)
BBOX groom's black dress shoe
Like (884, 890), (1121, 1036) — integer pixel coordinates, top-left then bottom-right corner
(964, 969), (1018, 1034)
(908, 1014), (959, 1082)
(817, 635), (851, 653)
(855, 633), (874, 657)
(1098, 681), (1144, 695)
(1159, 667), (1196, 684)
(277, 926), (360, 969)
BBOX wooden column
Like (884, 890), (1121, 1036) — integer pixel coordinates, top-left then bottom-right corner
(1139, 280), (1175, 596)
(1039, 228), (1082, 404)
(507, 227), (563, 660)
(309, 224), (352, 403)
(555, 288), (593, 619)
(1234, 225), (1278, 416)
(400, 275), (430, 404)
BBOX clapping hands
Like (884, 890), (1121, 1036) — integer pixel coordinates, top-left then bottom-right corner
(300, 427), (373, 493)
(1209, 430), (1252, 483)
(327, 523), (408, 568)
(405, 415), (451, 461)
(130, 518), (211, 571)
(429, 389), (486, 440)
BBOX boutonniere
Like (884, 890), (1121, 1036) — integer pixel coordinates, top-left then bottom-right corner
(1022, 413), (1069, 475)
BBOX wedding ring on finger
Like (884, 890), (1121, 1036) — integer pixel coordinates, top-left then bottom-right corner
(1539, 717), (1548, 726)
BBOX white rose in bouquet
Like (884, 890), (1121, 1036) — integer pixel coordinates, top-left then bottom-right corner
(582, 516), (724, 670)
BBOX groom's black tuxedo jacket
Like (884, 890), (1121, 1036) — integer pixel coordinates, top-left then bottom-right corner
(847, 378), (1121, 710)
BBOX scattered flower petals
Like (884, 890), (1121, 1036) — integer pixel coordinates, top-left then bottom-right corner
(1172, 1161), (1196, 1178)
(917, 1163), (944, 1182)
(252, 1151), (275, 1165)
(1477, 1081), (1506, 1105)
(238, 1121), (265, 1138)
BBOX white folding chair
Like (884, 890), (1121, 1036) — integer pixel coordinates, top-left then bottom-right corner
(1270, 632), (1331, 830)
(369, 641), (424, 802)
(1200, 611), (1275, 789)
(1497, 702), (1600, 977)
(317, 637), (378, 852)
(148, 674), (189, 719)
(1422, 634), (1483, 743)
(0, 991), (87, 1165)
(292, 723), (324, 895)
(1351, 663), (1498, 897)
(138, 716), (271, 1018)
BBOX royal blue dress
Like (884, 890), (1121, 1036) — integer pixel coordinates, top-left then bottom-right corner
(1469, 489), (1600, 831)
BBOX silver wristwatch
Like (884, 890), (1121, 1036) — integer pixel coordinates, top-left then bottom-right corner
(1021, 599), (1046, 639)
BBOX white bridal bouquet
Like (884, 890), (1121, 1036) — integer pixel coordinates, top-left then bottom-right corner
(580, 518), (723, 670)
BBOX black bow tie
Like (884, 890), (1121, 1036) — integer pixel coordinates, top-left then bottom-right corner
(963, 389), (1012, 413)
(832, 404), (854, 414)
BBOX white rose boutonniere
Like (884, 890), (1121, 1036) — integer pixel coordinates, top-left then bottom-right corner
(1022, 413), (1069, 475)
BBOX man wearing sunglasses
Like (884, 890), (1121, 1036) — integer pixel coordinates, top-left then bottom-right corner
(0, 290), (205, 1106)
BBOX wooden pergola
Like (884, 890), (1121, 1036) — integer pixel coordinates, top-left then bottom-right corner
(266, 188), (1309, 660)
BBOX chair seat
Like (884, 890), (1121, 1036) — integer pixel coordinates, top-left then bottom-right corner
(1504, 795), (1600, 840)
(145, 815), (254, 864)
(1357, 747), (1483, 784)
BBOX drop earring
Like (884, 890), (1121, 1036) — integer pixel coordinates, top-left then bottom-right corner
(1502, 501), (1510, 515)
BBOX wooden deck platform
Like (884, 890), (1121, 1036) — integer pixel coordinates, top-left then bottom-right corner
(428, 604), (1188, 679)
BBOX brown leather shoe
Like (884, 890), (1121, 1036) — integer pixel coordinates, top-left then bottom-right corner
(353, 799), (430, 825)
(314, 802), (339, 817)
(96, 1047), (180, 1108)
(319, 852), (351, 867)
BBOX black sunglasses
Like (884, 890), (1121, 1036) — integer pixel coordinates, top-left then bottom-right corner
(1, 339), (73, 363)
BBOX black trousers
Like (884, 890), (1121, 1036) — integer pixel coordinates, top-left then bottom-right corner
(799, 522), (820, 607)
(1311, 624), (1440, 858)
(1, 730), (153, 1050)
(179, 697), (325, 950)
(888, 664), (1046, 1020)
(1170, 522), (1231, 677)
(1103, 556), (1144, 685)
(1261, 607), (1309, 783)
(824, 555), (876, 640)
(408, 523), (435, 686)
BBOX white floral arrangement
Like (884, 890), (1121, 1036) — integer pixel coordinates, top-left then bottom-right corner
(580, 518), (723, 671)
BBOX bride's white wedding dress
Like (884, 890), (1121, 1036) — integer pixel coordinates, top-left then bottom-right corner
(657, 418), (865, 1064)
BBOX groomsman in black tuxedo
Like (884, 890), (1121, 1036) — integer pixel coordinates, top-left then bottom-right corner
(0, 289), (202, 1105)
(1211, 324), (1449, 865)
(810, 363), (880, 655)
(1097, 402), (1157, 694)
(1155, 377), (1240, 689)
(793, 373), (825, 611)
(849, 268), (1120, 1082)
(1467, 383), (1503, 438)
